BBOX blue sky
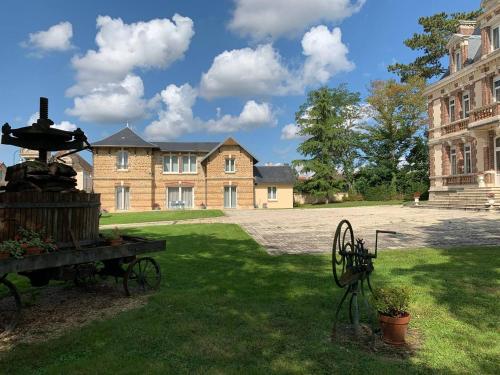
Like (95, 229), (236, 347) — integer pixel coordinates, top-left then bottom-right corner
(0, 0), (478, 166)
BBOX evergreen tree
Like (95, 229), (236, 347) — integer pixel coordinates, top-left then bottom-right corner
(388, 10), (482, 81)
(293, 85), (362, 200)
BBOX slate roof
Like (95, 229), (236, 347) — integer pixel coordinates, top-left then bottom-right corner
(201, 137), (259, 164)
(92, 128), (157, 148)
(254, 165), (295, 185)
(154, 142), (220, 153)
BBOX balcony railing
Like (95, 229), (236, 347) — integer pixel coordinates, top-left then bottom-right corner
(471, 102), (500, 123)
(442, 174), (477, 186)
(441, 118), (469, 135)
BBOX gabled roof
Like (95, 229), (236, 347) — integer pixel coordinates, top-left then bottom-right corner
(155, 142), (220, 153)
(92, 128), (157, 148)
(201, 137), (258, 164)
(254, 165), (295, 185)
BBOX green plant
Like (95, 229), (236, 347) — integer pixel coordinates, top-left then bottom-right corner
(104, 227), (122, 240)
(0, 240), (25, 259)
(372, 286), (411, 318)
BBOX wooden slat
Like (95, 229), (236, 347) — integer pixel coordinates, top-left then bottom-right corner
(0, 239), (166, 274)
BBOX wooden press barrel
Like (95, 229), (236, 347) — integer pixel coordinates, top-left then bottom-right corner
(0, 192), (100, 248)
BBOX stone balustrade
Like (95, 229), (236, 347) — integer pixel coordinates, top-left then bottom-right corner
(442, 174), (477, 186)
(471, 102), (500, 123)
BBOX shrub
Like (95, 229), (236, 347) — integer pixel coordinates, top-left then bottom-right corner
(363, 184), (401, 201)
(372, 286), (411, 317)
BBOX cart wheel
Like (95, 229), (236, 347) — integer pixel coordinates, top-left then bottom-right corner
(123, 257), (161, 296)
(0, 277), (21, 335)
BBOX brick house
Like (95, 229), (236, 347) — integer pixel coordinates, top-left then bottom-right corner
(92, 128), (295, 211)
(425, 0), (500, 206)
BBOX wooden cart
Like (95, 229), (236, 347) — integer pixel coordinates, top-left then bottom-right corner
(0, 236), (165, 335)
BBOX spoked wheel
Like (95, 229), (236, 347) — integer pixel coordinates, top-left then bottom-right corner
(332, 220), (355, 288)
(0, 276), (21, 336)
(123, 257), (161, 297)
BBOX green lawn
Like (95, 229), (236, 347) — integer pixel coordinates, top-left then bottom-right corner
(1, 224), (498, 374)
(297, 200), (404, 208)
(99, 209), (224, 226)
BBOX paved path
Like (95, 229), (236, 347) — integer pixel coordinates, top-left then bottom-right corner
(101, 206), (500, 254)
(224, 206), (500, 254)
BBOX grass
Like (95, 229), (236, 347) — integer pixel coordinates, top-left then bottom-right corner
(1, 224), (499, 374)
(99, 209), (224, 226)
(297, 200), (404, 209)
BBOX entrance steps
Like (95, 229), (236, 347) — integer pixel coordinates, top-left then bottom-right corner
(415, 187), (500, 211)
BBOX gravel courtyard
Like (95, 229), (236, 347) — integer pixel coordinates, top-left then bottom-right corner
(224, 206), (500, 254)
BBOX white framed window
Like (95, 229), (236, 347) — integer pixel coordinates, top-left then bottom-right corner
(115, 186), (130, 211)
(181, 154), (197, 173)
(116, 149), (128, 170)
(492, 26), (500, 51)
(163, 154), (179, 173)
(455, 51), (461, 71)
(493, 78), (500, 102)
(166, 186), (193, 209)
(450, 148), (457, 175)
(464, 144), (472, 174)
(224, 186), (237, 208)
(225, 158), (236, 173)
(449, 98), (456, 122)
(462, 92), (470, 118)
(267, 186), (277, 201)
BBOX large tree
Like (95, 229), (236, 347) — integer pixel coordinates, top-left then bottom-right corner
(388, 10), (482, 82)
(293, 85), (362, 199)
(359, 77), (427, 193)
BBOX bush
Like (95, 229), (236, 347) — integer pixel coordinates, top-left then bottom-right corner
(363, 184), (401, 201)
(372, 286), (411, 317)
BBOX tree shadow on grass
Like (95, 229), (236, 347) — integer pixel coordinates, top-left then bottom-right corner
(1, 223), (482, 374)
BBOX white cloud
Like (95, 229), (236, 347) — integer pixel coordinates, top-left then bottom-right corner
(280, 123), (302, 140)
(52, 121), (78, 132)
(200, 25), (353, 99)
(27, 112), (78, 131)
(66, 14), (194, 123)
(229, 0), (365, 40)
(23, 21), (73, 54)
(200, 44), (298, 99)
(144, 84), (275, 140)
(302, 26), (354, 85)
(66, 74), (147, 123)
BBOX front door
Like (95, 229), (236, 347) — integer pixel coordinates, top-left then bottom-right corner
(495, 137), (500, 185)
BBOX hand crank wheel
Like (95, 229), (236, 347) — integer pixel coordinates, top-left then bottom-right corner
(332, 220), (355, 288)
(0, 277), (21, 335)
(123, 257), (161, 297)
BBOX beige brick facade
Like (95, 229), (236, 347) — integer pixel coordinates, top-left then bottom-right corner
(92, 134), (294, 212)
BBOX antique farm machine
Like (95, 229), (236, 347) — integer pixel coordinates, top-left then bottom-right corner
(331, 219), (396, 336)
(0, 98), (165, 335)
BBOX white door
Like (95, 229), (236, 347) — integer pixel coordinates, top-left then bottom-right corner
(495, 137), (500, 185)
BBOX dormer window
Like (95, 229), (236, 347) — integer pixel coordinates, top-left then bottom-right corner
(455, 51), (462, 71)
(117, 149), (128, 170)
(492, 26), (500, 51)
(493, 78), (500, 102)
(449, 98), (456, 122)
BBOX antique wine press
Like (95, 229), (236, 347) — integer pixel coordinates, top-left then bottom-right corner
(331, 220), (396, 336)
(2, 97), (90, 162)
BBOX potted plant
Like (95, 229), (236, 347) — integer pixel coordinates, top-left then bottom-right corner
(106, 227), (124, 246)
(0, 244), (10, 260)
(16, 227), (57, 256)
(1, 240), (25, 259)
(372, 286), (411, 346)
(413, 192), (421, 206)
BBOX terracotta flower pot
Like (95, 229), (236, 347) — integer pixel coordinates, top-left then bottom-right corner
(26, 247), (43, 256)
(379, 313), (410, 346)
(0, 252), (10, 260)
(109, 238), (124, 247)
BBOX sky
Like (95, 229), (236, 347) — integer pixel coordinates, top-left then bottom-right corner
(0, 0), (479, 166)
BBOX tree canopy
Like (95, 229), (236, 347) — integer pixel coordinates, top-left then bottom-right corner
(388, 10), (482, 82)
(293, 85), (362, 200)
